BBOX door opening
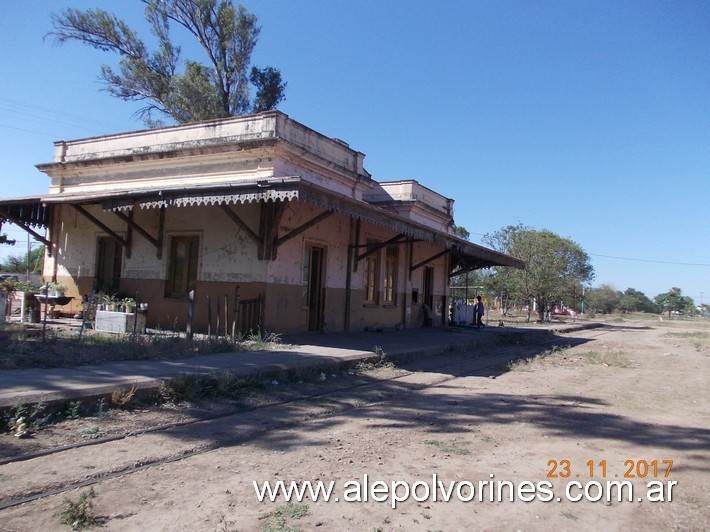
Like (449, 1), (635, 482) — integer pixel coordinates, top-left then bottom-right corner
(423, 266), (434, 327)
(304, 246), (326, 331)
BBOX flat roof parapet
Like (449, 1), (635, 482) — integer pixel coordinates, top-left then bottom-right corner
(43, 111), (369, 180)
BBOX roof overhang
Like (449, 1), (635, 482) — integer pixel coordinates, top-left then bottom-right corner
(0, 196), (54, 251)
(0, 179), (524, 270)
(0, 196), (51, 228)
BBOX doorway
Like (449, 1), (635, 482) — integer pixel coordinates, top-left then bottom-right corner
(303, 246), (325, 331)
(423, 266), (434, 327)
(95, 236), (122, 293)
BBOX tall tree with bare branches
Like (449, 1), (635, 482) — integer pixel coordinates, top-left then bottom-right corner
(49, 0), (286, 125)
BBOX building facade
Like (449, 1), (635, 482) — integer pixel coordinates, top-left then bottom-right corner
(0, 112), (522, 333)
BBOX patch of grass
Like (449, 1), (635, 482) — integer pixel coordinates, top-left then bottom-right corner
(507, 346), (565, 371)
(508, 346), (630, 370)
(238, 328), (285, 351)
(663, 331), (708, 350)
(159, 373), (209, 403)
(258, 502), (308, 532)
(356, 346), (395, 373)
(96, 397), (108, 420)
(578, 350), (630, 367)
(423, 439), (471, 455)
(158, 370), (265, 403)
(65, 401), (82, 421)
(0, 324), (287, 371)
(663, 331), (708, 339)
(79, 426), (104, 440)
(59, 487), (96, 530)
(3, 398), (52, 433)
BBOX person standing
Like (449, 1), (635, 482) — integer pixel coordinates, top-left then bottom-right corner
(476, 296), (485, 328)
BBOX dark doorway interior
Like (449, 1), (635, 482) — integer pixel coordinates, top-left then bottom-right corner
(95, 236), (122, 293)
(423, 266), (434, 327)
(305, 246), (325, 331)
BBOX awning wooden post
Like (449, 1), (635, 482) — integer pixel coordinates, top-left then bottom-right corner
(124, 209), (133, 259)
(258, 201), (286, 260)
(220, 204), (260, 246)
(72, 204), (127, 249)
(352, 218), (361, 273)
(410, 249), (450, 274)
(113, 208), (163, 257)
(274, 210), (333, 249)
(156, 207), (165, 259)
(355, 234), (407, 263)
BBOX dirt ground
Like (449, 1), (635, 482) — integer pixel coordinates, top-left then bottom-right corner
(0, 317), (708, 531)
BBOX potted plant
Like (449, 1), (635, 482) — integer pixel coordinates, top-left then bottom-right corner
(95, 292), (110, 311)
(48, 281), (67, 297)
(123, 297), (136, 313)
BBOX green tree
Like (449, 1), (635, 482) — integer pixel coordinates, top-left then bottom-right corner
(483, 224), (594, 321)
(451, 224), (470, 241)
(49, 0), (286, 125)
(655, 287), (694, 318)
(587, 283), (621, 314)
(618, 287), (658, 313)
(2, 245), (45, 274)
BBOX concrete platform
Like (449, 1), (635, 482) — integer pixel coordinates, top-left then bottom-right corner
(0, 322), (601, 409)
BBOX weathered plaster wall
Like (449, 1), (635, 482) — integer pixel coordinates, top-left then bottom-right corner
(44, 198), (450, 332)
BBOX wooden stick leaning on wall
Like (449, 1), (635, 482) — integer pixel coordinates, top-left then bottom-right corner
(215, 295), (221, 338)
(186, 289), (195, 341)
(206, 294), (212, 338)
(233, 285), (240, 340)
(132, 291), (139, 338)
(224, 294), (229, 337)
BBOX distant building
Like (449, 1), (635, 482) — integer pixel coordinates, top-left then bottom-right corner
(0, 111), (522, 333)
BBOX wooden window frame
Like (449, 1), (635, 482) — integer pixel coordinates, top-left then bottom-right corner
(166, 235), (199, 298)
(383, 245), (398, 304)
(364, 240), (380, 304)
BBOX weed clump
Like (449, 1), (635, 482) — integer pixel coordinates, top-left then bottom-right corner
(355, 346), (395, 373)
(3, 398), (51, 435)
(424, 439), (471, 455)
(111, 384), (138, 408)
(158, 371), (265, 403)
(258, 502), (308, 532)
(59, 487), (96, 530)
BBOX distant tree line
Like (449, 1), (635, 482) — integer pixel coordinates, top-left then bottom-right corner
(586, 285), (697, 316)
(450, 223), (700, 319)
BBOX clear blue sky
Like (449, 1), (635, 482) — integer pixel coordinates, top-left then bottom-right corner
(1, 1), (708, 303)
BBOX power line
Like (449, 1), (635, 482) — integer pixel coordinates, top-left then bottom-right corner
(0, 96), (126, 131)
(591, 253), (710, 267)
(0, 123), (60, 138)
